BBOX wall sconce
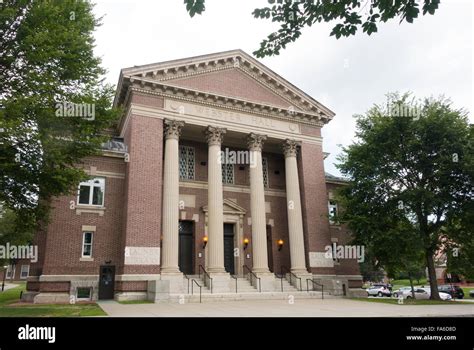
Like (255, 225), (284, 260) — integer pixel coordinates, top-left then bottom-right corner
(277, 239), (284, 251)
(243, 238), (249, 250)
(202, 236), (208, 249)
(105, 260), (112, 264)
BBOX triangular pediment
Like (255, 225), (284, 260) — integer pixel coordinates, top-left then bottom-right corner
(115, 49), (335, 120)
(164, 68), (290, 108)
(202, 198), (246, 215)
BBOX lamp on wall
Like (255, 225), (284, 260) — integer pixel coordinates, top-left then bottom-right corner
(243, 238), (249, 250)
(277, 239), (284, 251)
(202, 236), (208, 249)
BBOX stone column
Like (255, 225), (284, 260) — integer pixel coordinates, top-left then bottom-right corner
(204, 126), (227, 274)
(283, 139), (308, 275)
(247, 133), (270, 274)
(161, 119), (185, 274)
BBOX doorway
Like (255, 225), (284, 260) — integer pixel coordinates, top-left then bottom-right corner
(266, 225), (274, 273)
(179, 220), (194, 275)
(98, 265), (115, 300)
(223, 223), (235, 274)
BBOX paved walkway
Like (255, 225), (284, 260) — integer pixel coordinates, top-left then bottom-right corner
(1, 283), (20, 292)
(98, 299), (474, 317)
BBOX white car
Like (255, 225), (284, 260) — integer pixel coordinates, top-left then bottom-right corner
(366, 285), (391, 297)
(392, 287), (412, 298)
(400, 287), (452, 300)
(420, 287), (453, 301)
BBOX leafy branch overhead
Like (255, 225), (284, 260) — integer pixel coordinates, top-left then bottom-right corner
(183, 0), (441, 57)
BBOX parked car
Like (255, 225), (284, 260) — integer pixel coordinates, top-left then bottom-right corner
(403, 288), (430, 300)
(366, 285), (392, 297)
(373, 283), (393, 291)
(420, 288), (453, 301)
(438, 285), (464, 299)
(393, 287), (412, 298)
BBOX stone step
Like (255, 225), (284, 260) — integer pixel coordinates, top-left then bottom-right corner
(168, 291), (328, 303)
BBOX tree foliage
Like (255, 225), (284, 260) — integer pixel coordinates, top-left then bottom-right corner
(0, 0), (119, 233)
(183, 0), (441, 57)
(337, 93), (473, 299)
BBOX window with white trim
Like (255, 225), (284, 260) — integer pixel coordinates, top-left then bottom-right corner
(77, 178), (105, 206)
(82, 232), (93, 257)
(262, 157), (269, 188)
(20, 265), (30, 279)
(328, 200), (338, 224)
(6, 265), (15, 279)
(179, 146), (195, 180)
(221, 163), (234, 184)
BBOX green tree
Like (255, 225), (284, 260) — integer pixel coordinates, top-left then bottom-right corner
(184, 0), (441, 57)
(337, 93), (473, 299)
(0, 0), (119, 233)
(0, 208), (34, 267)
(445, 197), (474, 281)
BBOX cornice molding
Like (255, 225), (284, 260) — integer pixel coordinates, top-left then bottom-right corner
(120, 85), (328, 132)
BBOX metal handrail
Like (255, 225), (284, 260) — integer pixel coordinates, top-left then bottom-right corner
(274, 272), (284, 292)
(191, 279), (202, 303)
(199, 265), (213, 294)
(230, 275), (238, 293)
(281, 266), (302, 291)
(306, 279), (324, 299)
(243, 265), (261, 292)
(183, 273), (191, 294)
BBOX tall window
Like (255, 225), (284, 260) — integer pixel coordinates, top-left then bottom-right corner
(262, 157), (269, 188)
(78, 178), (105, 206)
(179, 146), (195, 180)
(221, 163), (234, 184)
(82, 232), (93, 257)
(6, 265), (15, 279)
(328, 200), (338, 224)
(20, 265), (30, 279)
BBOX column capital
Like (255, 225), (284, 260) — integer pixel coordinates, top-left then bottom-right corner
(204, 126), (226, 146)
(164, 119), (185, 140)
(247, 133), (267, 152)
(282, 139), (299, 158)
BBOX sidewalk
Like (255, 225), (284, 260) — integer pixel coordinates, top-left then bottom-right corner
(98, 298), (474, 317)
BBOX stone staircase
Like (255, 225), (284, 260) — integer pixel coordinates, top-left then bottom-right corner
(168, 274), (326, 303)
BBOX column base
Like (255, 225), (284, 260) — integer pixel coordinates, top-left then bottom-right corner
(160, 272), (184, 294)
(160, 267), (181, 274)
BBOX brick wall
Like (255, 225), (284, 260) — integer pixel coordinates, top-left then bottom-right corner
(298, 141), (335, 275)
(120, 114), (163, 275)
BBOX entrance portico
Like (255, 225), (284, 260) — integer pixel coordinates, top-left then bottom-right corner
(159, 115), (313, 291)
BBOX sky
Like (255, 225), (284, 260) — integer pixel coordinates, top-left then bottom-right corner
(92, 0), (473, 176)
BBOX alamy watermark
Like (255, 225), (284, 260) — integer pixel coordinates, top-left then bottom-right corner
(325, 243), (365, 263)
(55, 101), (95, 121)
(218, 147), (257, 168)
(385, 97), (423, 120)
(0, 243), (38, 263)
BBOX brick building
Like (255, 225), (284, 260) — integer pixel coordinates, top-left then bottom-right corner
(24, 50), (363, 303)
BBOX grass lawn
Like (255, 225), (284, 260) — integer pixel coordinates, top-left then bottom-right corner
(463, 287), (473, 299)
(0, 284), (107, 317)
(352, 297), (455, 305)
(391, 278), (428, 290)
(117, 300), (153, 304)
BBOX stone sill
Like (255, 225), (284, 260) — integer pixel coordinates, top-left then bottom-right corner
(75, 205), (106, 216)
(80, 257), (94, 262)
